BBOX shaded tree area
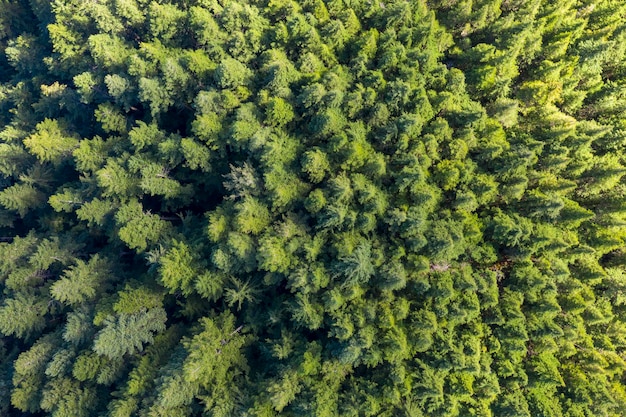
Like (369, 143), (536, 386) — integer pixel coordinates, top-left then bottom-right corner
(1, 0), (626, 416)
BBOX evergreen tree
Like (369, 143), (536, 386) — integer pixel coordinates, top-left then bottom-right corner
(1, 1), (626, 416)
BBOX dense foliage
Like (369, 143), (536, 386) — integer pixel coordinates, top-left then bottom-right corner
(2, 0), (626, 416)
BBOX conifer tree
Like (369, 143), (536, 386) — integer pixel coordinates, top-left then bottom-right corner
(1, 1), (626, 416)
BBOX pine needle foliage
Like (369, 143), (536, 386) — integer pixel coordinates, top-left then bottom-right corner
(1, 0), (626, 416)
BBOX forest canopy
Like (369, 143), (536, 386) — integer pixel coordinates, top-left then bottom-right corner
(2, 0), (626, 416)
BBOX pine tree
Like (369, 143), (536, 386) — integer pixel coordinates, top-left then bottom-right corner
(93, 307), (167, 359)
(51, 255), (113, 306)
(0, 292), (47, 339)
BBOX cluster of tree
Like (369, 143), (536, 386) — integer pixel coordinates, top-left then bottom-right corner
(1, 0), (626, 416)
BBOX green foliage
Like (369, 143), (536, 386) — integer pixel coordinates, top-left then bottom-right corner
(214, 57), (252, 89)
(334, 242), (375, 287)
(235, 197), (271, 235)
(40, 376), (97, 417)
(1, 1), (626, 416)
(183, 312), (249, 389)
(0, 292), (47, 339)
(159, 240), (202, 295)
(0, 183), (45, 216)
(11, 333), (59, 412)
(93, 307), (167, 359)
(23, 119), (79, 164)
(265, 97), (295, 126)
(51, 255), (112, 306)
(116, 201), (171, 251)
